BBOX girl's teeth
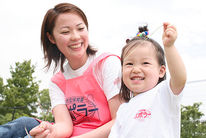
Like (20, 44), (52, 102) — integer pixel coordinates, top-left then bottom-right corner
(132, 77), (143, 80)
(134, 78), (141, 80)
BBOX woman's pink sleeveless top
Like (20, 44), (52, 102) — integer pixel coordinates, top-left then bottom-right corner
(51, 53), (120, 136)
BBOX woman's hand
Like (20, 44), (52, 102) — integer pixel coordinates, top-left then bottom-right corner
(29, 121), (55, 138)
(29, 104), (74, 138)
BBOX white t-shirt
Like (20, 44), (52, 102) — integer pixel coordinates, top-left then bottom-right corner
(49, 53), (121, 109)
(109, 80), (183, 138)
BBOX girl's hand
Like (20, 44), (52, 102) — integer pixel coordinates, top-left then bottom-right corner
(162, 22), (177, 47)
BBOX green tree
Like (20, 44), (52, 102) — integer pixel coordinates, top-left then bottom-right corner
(37, 89), (54, 122)
(0, 77), (6, 123)
(181, 102), (206, 138)
(0, 60), (39, 124)
(0, 77), (4, 97)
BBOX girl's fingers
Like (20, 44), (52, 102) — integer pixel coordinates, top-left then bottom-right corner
(165, 24), (177, 32)
(165, 28), (175, 37)
(163, 23), (177, 38)
(163, 22), (169, 31)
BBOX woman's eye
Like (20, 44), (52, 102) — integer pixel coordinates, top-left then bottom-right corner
(78, 27), (84, 31)
(62, 31), (69, 34)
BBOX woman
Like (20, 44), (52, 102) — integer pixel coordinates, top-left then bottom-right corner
(0, 2), (122, 138)
(30, 2), (122, 138)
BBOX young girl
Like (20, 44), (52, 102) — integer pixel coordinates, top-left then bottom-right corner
(109, 23), (187, 138)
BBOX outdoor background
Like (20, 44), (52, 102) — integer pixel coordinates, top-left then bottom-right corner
(0, 0), (206, 120)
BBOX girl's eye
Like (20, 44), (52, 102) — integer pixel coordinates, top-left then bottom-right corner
(126, 63), (133, 66)
(143, 62), (150, 65)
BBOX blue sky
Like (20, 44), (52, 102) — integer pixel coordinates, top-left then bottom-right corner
(0, 0), (206, 118)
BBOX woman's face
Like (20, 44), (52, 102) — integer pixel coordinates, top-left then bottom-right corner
(49, 12), (89, 69)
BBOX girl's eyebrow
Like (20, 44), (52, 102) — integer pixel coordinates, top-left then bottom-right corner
(142, 57), (152, 60)
(123, 58), (134, 64)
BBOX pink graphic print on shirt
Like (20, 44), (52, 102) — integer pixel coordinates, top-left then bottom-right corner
(66, 94), (100, 125)
(134, 109), (151, 121)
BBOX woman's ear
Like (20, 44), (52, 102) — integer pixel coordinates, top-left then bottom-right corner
(47, 32), (55, 44)
(159, 65), (166, 78)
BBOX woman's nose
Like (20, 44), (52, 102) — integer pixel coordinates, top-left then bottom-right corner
(71, 31), (80, 40)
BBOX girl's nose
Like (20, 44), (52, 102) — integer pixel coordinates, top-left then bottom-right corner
(132, 66), (141, 73)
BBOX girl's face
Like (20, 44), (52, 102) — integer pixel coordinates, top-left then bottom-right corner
(122, 42), (165, 95)
(48, 12), (89, 69)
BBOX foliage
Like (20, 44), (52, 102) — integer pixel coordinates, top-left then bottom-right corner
(37, 89), (54, 122)
(0, 77), (4, 97)
(1, 60), (206, 137)
(0, 60), (41, 124)
(181, 102), (206, 138)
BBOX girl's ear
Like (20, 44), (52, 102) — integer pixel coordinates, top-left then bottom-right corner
(47, 32), (55, 44)
(159, 65), (166, 78)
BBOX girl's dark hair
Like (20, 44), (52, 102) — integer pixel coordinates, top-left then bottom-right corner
(138, 25), (148, 32)
(120, 25), (166, 102)
(41, 3), (97, 72)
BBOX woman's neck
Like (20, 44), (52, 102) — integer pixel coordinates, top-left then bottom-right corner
(68, 53), (88, 70)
